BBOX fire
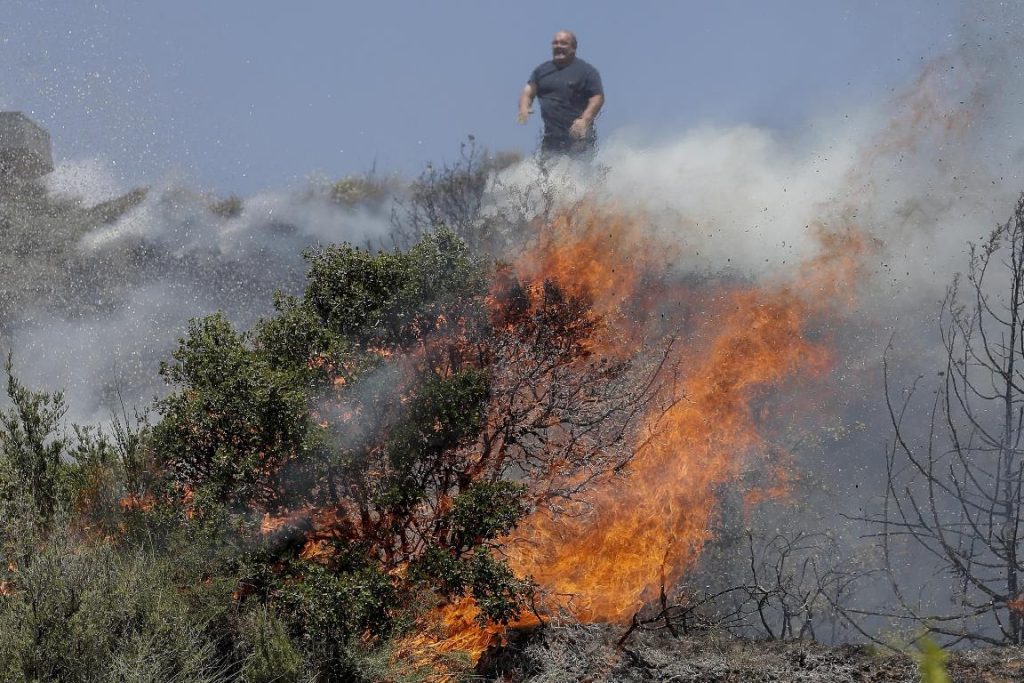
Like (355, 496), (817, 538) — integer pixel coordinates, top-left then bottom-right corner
(260, 509), (308, 536)
(520, 197), (868, 622)
(512, 202), (675, 357)
(508, 283), (831, 622)
(406, 198), (860, 667)
(254, 177), (874, 673)
(397, 599), (505, 662)
(393, 597), (539, 678)
(118, 492), (155, 513)
(518, 204), (657, 310)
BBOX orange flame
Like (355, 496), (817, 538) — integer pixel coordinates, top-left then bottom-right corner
(118, 492), (155, 513)
(509, 283), (832, 622)
(407, 200), (864, 671)
(512, 203), (675, 357)
(392, 597), (538, 679)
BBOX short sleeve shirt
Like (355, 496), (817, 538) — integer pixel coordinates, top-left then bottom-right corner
(529, 58), (603, 142)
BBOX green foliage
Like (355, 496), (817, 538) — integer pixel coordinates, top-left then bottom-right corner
(406, 482), (530, 624)
(463, 549), (531, 624)
(278, 561), (396, 682)
(64, 424), (126, 534)
(304, 245), (413, 342)
(0, 376), (231, 679)
(916, 636), (950, 683)
(410, 546), (530, 625)
(379, 370), (489, 514)
(255, 293), (355, 382)
(238, 607), (305, 683)
(301, 227), (485, 347)
(0, 522), (238, 683)
(153, 312), (318, 514)
(449, 480), (528, 550)
(0, 356), (73, 526)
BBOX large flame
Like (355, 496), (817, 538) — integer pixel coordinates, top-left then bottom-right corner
(504, 204), (855, 622)
(400, 200), (867, 678)
(509, 288), (832, 621)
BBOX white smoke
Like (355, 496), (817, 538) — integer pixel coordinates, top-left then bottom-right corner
(3, 177), (393, 424)
(490, 1), (1024, 317)
(83, 182), (391, 254)
(44, 157), (127, 205)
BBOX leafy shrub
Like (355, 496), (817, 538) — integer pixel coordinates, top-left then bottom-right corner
(0, 527), (238, 683)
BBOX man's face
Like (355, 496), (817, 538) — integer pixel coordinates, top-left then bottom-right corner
(551, 32), (576, 66)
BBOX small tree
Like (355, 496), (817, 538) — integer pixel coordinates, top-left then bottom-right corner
(870, 194), (1024, 644)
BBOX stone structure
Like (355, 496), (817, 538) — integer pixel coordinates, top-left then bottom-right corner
(0, 112), (53, 181)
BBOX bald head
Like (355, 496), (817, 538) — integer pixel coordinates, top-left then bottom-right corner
(551, 30), (577, 67)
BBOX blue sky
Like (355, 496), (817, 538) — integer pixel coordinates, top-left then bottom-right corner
(2, 1), (961, 194)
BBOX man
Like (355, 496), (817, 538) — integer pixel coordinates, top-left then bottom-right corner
(518, 30), (604, 156)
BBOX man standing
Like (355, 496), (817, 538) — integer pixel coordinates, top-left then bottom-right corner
(518, 30), (604, 156)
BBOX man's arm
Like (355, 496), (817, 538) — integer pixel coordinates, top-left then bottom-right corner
(569, 93), (604, 138)
(518, 83), (536, 124)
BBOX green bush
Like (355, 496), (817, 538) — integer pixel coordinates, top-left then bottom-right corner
(153, 312), (317, 515)
(0, 528), (238, 683)
(238, 607), (305, 683)
(277, 562), (396, 682)
(0, 356), (74, 527)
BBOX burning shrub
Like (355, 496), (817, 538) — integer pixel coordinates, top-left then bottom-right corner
(148, 223), (652, 673)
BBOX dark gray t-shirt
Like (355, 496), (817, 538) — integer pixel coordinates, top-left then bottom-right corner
(529, 58), (603, 145)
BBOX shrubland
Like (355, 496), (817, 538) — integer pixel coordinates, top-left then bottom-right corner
(0, 151), (651, 681)
(6, 148), (1024, 682)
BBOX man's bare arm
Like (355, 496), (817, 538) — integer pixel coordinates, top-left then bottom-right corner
(518, 83), (536, 124)
(569, 93), (604, 138)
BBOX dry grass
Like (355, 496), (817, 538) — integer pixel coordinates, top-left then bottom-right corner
(479, 624), (1024, 682)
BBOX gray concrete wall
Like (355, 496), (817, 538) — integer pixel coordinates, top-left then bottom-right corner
(0, 112), (54, 180)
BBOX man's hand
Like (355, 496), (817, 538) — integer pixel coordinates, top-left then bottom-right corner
(517, 107), (532, 124)
(569, 117), (590, 139)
